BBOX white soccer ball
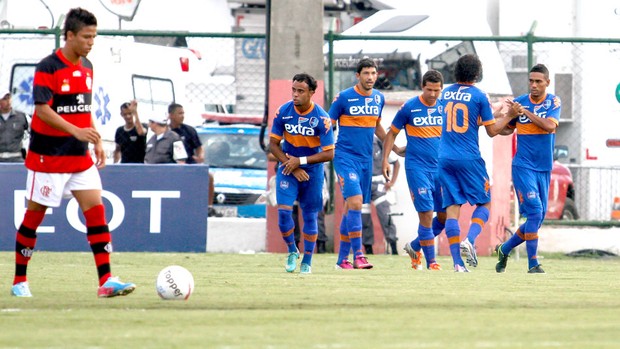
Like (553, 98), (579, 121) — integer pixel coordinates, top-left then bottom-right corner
(156, 265), (195, 300)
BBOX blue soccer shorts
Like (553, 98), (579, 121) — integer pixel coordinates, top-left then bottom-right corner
(512, 164), (550, 216)
(276, 163), (324, 212)
(438, 158), (491, 208)
(333, 155), (372, 204)
(405, 167), (444, 213)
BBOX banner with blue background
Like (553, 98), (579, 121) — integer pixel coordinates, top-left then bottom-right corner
(0, 164), (209, 252)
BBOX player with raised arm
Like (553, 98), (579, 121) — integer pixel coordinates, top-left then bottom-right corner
(269, 73), (334, 274)
(383, 70), (445, 270)
(437, 54), (516, 272)
(496, 64), (561, 274)
(11, 8), (135, 297)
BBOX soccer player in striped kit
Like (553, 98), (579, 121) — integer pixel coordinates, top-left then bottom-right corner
(437, 54), (515, 272)
(328, 58), (399, 269)
(383, 70), (445, 271)
(496, 64), (561, 274)
(11, 8), (135, 297)
(269, 73), (334, 274)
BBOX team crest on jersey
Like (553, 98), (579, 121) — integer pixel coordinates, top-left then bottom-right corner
(280, 180), (290, 190)
(533, 105), (544, 114)
(309, 117), (319, 128)
(374, 94), (381, 104)
(61, 79), (70, 92)
(543, 100), (551, 109)
(438, 105), (443, 114)
(86, 75), (92, 90)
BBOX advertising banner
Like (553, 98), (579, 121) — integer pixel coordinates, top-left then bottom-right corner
(0, 164), (209, 252)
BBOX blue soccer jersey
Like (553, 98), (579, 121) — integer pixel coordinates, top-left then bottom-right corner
(438, 83), (495, 160)
(510, 93), (561, 171)
(391, 95), (442, 171)
(328, 85), (384, 161)
(270, 100), (335, 167)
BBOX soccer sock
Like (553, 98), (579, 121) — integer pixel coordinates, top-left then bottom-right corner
(278, 208), (297, 253)
(84, 205), (113, 286)
(467, 206), (489, 244)
(337, 215), (350, 264)
(418, 224), (436, 266)
(445, 218), (464, 266)
(410, 217), (445, 255)
(501, 225), (525, 255)
(411, 236), (421, 251)
(14, 209), (46, 285)
(301, 211), (318, 266)
(347, 210), (364, 258)
(432, 217), (445, 237)
(525, 232), (540, 269)
(524, 213), (543, 269)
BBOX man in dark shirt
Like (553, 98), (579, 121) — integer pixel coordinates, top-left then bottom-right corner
(169, 103), (220, 217)
(114, 100), (146, 163)
(168, 103), (203, 164)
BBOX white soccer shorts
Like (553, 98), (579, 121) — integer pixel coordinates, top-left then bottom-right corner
(26, 165), (102, 207)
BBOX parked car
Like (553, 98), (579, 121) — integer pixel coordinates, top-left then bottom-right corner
(196, 123), (268, 218)
(546, 145), (578, 220)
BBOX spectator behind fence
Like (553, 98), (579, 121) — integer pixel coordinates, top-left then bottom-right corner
(0, 91), (29, 162)
(144, 113), (187, 164)
(113, 100), (147, 163)
(168, 103), (203, 164)
(169, 103), (220, 217)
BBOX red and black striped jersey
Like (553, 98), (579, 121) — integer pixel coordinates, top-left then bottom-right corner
(25, 49), (95, 173)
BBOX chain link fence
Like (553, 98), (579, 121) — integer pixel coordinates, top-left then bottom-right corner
(325, 34), (620, 224)
(1, 29), (618, 222)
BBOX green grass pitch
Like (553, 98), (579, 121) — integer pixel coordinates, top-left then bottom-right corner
(1, 252), (619, 349)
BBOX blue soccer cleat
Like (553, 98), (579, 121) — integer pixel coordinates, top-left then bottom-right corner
(300, 263), (312, 274)
(11, 282), (32, 297)
(97, 276), (136, 298)
(285, 250), (300, 273)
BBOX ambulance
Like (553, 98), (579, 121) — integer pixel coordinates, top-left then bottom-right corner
(3, 34), (235, 160)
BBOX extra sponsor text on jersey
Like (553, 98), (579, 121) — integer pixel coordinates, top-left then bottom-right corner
(443, 86), (472, 102)
(348, 105), (380, 115)
(412, 114), (442, 126)
(284, 123), (315, 136)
